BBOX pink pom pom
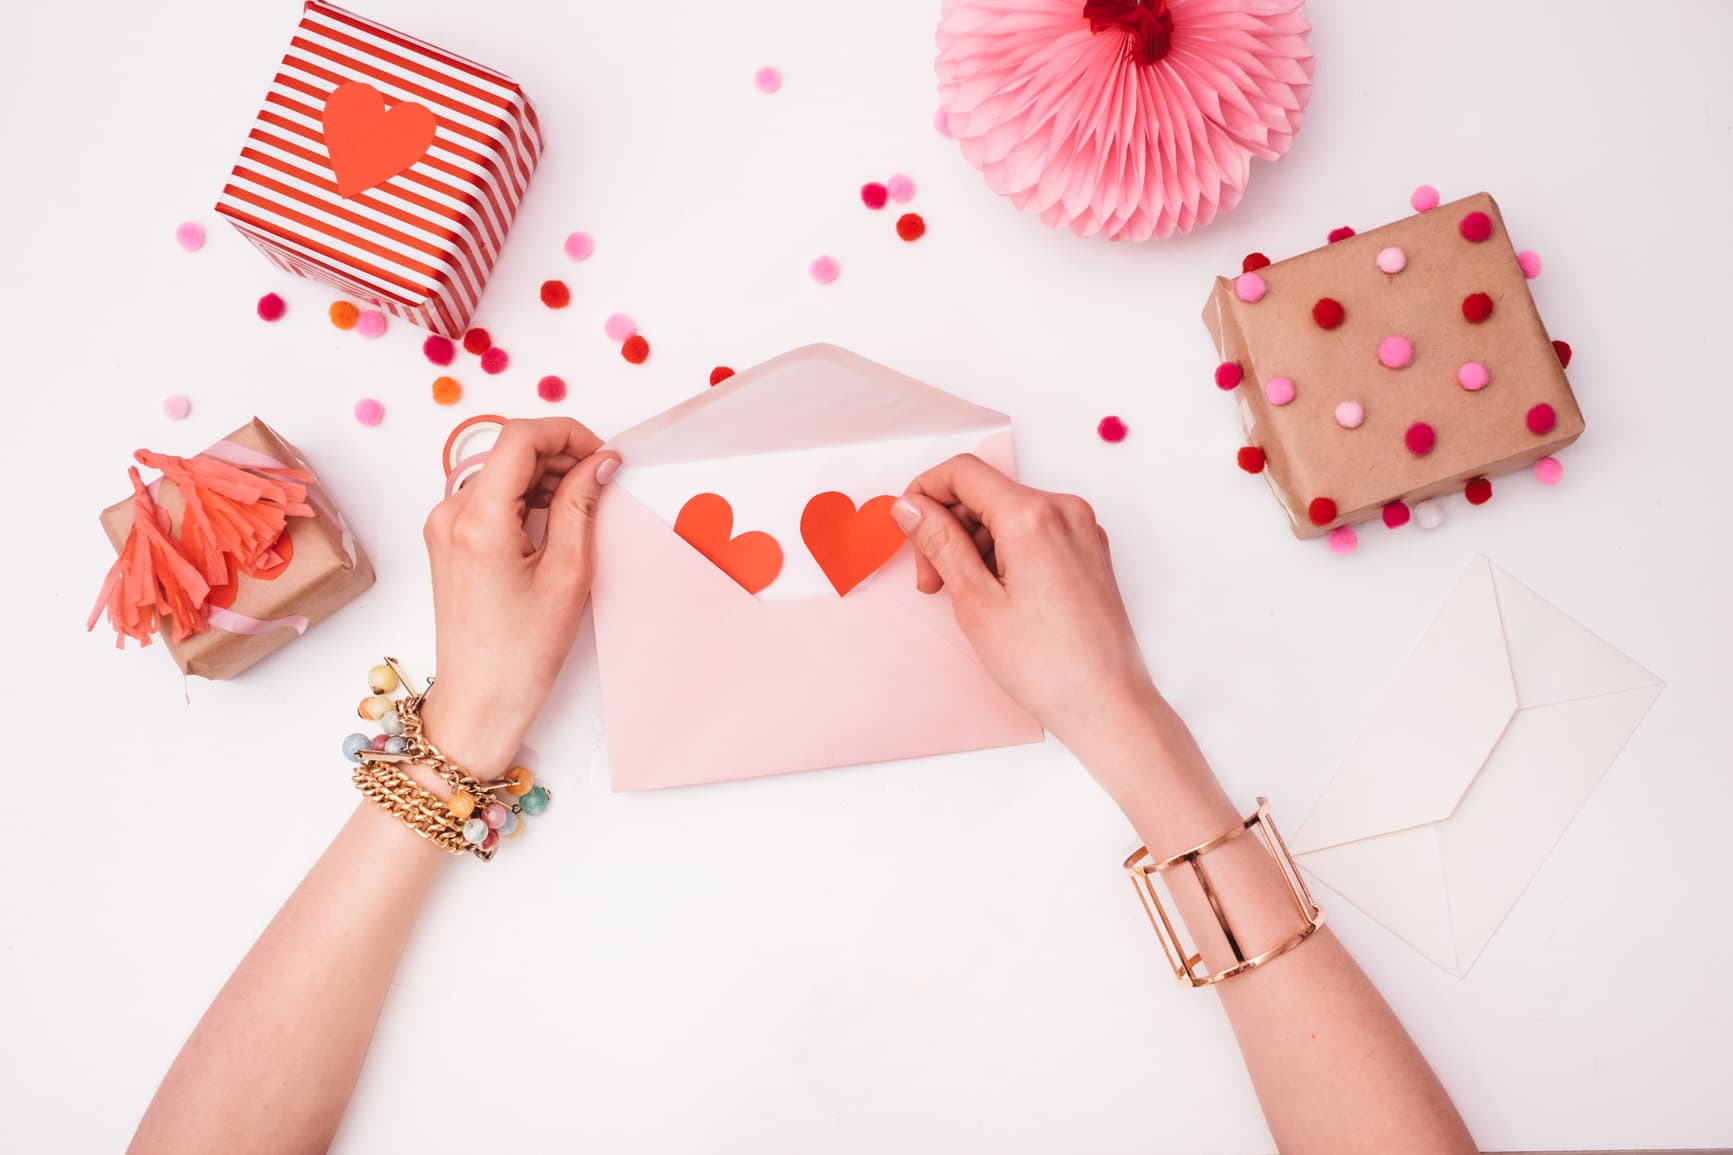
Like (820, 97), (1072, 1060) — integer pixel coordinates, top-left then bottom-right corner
(564, 231), (594, 261)
(1264, 376), (1295, 406)
(162, 395), (191, 420)
(1411, 184), (1440, 212)
(754, 66), (781, 93)
(1376, 246), (1407, 274)
(174, 222), (205, 252)
(422, 335), (455, 366)
(1328, 526), (1359, 554)
(860, 182), (889, 210)
(1097, 415), (1128, 443)
(537, 375), (567, 403)
(1457, 361), (1490, 391)
(256, 292), (286, 322)
(480, 346), (510, 375)
(886, 174), (916, 203)
(1378, 335), (1414, 369)
(1334, 400), (1364, 429)
(1214, 362), (1243, 390)
(1517, 250), (1542, 279)
(356, 310), (387, 338)
(1460, 211), (1493, 242)
(353, 398), (385, 426)
(603, 313), (637, 341)
(1235, 272), (1266, 302)
(809, 255), (840, 284)
(1535, 456), (1564, 486)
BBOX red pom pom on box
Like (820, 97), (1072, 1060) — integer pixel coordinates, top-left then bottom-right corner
(1241, 252), (1271, 273)
(1312, 297), (1346, 330)
(1526, 403), (1557, 434)
(621, 334), (650, 364)
(1465, 477), (1494, 505)
(1553, 339), (1573, 368)
(1404, 422), (1437, 456)
(1307, 497), (1338, 526)
(1462, 292), (1494, 323)
(709, 366), (734, 386)
(1214, 362), (1243, 390)
(1382, 501), (1411, 529)
(1459, 211), (1493, 242)
(1237, 446), (1266, 474)
(1327, 226), (1356, 244)
(540, 280), (571, 308)
(463, 328), (492, 355)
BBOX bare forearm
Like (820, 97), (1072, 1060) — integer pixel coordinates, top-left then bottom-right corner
(128, 804), (446, 1155)
(1072, 688), (1476, 1155)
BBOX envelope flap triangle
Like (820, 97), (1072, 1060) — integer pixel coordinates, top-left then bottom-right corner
(1296, 825), (1459, 972)
(608, 344), (1010, 467)
(1489, 564), (1662, 706)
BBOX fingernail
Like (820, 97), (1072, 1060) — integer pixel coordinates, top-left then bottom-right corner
(596, 457), (621, 485)
(891, 496), (922, 535)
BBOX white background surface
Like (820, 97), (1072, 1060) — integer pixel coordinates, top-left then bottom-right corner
(4, 0), (1731, 1151)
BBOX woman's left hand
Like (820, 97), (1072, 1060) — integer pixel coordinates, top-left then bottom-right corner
(418, 417), (620, 778)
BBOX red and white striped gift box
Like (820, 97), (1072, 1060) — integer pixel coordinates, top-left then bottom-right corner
(216, 1), (542, 337)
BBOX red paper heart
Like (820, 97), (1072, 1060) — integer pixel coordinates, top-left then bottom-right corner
(320, 82), (437, 198)
(800, 492), (905, 597)
(674, 494), (783, 595)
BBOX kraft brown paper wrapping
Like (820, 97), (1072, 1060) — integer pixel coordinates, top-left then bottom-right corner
(1203, 192), (1584, 539)
(98, 418), (375, 679)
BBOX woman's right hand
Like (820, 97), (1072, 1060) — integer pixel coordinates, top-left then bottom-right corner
(891, 454), (1158, 754)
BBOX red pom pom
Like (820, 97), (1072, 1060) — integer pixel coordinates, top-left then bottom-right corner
(621, 334), (650, 364)
(1237, 446), (1266, 474)
(1312, 297), (1346, 330)
(1404, 421), (1437, 456)
(422, 335), (455, 366)
(1327, 226), (1356, 244)
(1307, 497), (1338, 526)
(895, 212), (926, 241)
(709, 365), (735, 386)
(1552, 339), (1573, 368)
(256, 292), (286, 321)
(463, 328), (492, 355)
(479, 346), (509, 374)
(537, 375), (567, 402)
(1382, 501), (1411, 529)
(1096, 415), (1129, 443)
(540, 280), (571, 308)
(1465, 476), (1494, 505)
(1526, 403), (1557, 434)
(860, 182), (889, 210)
(1214, 361), (1243, 390)
(1461, 292), (1494, 323)
(1459, 211), (1493, 242)
(1241, 252), (1271, 273)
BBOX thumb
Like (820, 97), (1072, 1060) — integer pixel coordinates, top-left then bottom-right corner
(892, 494), (990, 597)
(541, 451), (621, 580)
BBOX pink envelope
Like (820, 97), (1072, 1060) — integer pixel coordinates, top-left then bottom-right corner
(590, 344), (1045, 791)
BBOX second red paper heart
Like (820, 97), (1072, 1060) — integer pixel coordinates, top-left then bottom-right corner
(801, 492), (905, 597)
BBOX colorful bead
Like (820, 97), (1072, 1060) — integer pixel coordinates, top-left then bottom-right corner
(358, 694), (392, 720)
(500, 810), (520, 837)
(481, 829), (500, 853)
(342, 733), (370, 762)
(483, 802), (509, 829)
(519, 785), (551, 815)
(504, 766), (534, 797)
(447, 791), (476, 821)
(380, 711), (403, 736)
(370, 733), (391, 751)
(384, 736), (407, 754)
(463, 817), (488, 844)
(368, 664), (400, 694)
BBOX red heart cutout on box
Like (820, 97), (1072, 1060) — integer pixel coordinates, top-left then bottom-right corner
(321, 82), (437, 198)
(801, 492), (905, 597)
(675, 494), (783, 594)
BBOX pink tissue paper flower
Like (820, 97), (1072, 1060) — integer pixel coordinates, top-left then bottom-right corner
(936, 0), (1313, 241)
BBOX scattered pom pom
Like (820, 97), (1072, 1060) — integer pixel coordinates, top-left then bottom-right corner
(256, 292), (286, 322)
(1459, 210), (1493, 242)
(1411, 184), (1441, 212)
(463, 328), (492, 355)
(1414, 500), (1445, 529)
(603, 313), (637, 341)
(809, 255), (840, 284)
(431, 376), (462, 405)
(1553, 339), (1573, 368)
(1237, 446), (1266, 474)
(537, 374), (567, 402)
(1461, 291), (1494, 323)
(1334, 400), (1365, 429)
(709, 366), (735, 386)
(353, 398), (385, 426)
(1378, 335), (1414, 368)
(1382, 501), (1411, 529)
(162, 395), (191, 420)
(356, 310), (387, 338)
(1328, 525), (1358, 554)
(886, 174), (916, 203)
(934, 106), (953, 137)
(1327, 226), (1356, 244)
(1526, 402), (1557, 434)
(1376, 246), (1407, 274)
(564, 231), (594, 261)
(754, 66), (782, 93)
(1312, 297), (1345, 330)
(174, 222), (206, 252)
(1517, 250), (1542, 279)
(1241, 252), (1271, 273)
(1214, 361), (1243, 390)
(1535, 456), (1564, 486)
(621, 334), (650, 364)
(328, 300), (359, 330)
(1096, 415), (1128, 443)
(1264, 376), (1295, 406)
(1465, 476), (1493, 505)
(1457, 361), (1490, 391)
(1404, 421), (1437, 456)
(896, 212), (926, 241)
(423, 335), (455, 365)
(1235, 272), (1266, 302)
(480, 346), (509, 374)
(1307, 497), (1338, 526)
(860, 182), (889, 210)
(540, 279), (571, 308)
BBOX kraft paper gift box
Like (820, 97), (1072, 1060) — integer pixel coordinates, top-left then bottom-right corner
(589, 345), (1045, 791)
(97, 419), (375, 680)
(1204, 193), (1583, 538)
(215, 1), (542, 337)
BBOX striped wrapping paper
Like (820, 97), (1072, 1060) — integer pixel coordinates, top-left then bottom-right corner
(216, 1), (542, 337)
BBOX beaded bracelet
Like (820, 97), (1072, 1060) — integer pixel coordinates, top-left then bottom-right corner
(341, 657), (552, 861)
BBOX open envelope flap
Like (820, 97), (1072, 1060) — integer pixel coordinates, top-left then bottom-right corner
(1292, 556), (1518, 854)
(606, 344), (1011, 468)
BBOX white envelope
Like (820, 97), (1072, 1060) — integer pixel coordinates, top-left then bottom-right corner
(1291, 556), (1663, 976)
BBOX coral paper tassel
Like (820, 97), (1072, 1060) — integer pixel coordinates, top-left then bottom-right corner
(87, 467), (212, 647)
(132, 450), (313, 586)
